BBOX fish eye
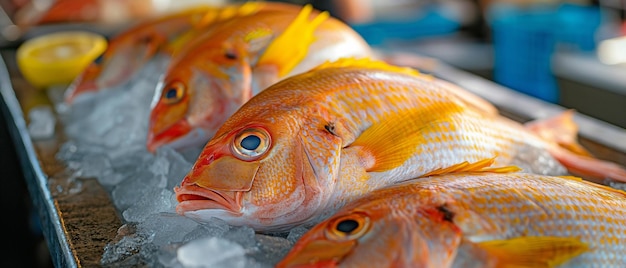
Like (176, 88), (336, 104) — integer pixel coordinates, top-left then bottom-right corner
(225, 51), (237, 60)
(232, 128), (270, 160)
(336, 219), (359, 233)
(325, 212), (370, 241)
(93, 54), (104, 65)
(139, 34), (154, 44)
(162, 81), (185, 104)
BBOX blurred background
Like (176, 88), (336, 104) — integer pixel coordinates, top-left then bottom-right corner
(0, 0), (624, 266)
(1, 0), (624, 125)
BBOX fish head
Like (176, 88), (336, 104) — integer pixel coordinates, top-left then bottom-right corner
(277, 188), (464, 267)
(146, 43), (256, 152)
(64, 29), (167, 104)
(174, 105), (344, 231)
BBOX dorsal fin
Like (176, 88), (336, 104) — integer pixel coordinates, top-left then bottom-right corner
(211, 1), (264, 25)
(166, 3), (263, 55)
(257, 4), (329, 77)
(312, 57), (425, 78)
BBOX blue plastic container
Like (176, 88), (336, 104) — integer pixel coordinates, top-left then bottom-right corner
(557, 3), (602, 51)
(489, 4), (604, 103)
(490, 5), (559, 103)
(350, 7), (460, 46)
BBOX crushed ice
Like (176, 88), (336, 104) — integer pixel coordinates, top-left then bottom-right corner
(27, 105), (56, 139)
(51, 57), (303, 267)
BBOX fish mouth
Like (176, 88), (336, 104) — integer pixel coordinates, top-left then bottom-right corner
(174, 184), (243, 215)
(277, 240), (355, 268)
(64, 79), (98, 104)
(146, 119), (195, 152)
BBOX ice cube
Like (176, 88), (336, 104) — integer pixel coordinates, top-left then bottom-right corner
(73, 153), (112, 179)
(27, 105), (56, 139)
(177, 237), (247, 268)
(122, 188), (174, 222)
(138, 213), (199, 246)
(101, 223), (150, 266)
(249, 234), (293, 266)
(182, 217), (231, 243)
(286, 226), (310, 244)
(223, 225), (257, 249)
(111, 170), (158, 211)
(96, 172), (125, 189)
(154, 147), (194, 189)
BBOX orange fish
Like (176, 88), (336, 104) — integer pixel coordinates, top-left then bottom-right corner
(173, 58), (597, 231)
(146, 4), (375, 152)
(278, 166), (626, 267)
(63, 2), (284, 103)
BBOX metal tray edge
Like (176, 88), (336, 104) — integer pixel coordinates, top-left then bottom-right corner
(0, 54), (78, 268)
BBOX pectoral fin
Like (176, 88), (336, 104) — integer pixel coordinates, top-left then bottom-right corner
(475, 236), (588, 268)
(257, 4), (329, 77)
(349, 103), (465, 172)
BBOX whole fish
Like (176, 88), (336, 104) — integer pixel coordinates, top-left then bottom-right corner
(146, 4), (377, 152)
(278, 167), (626, 267)
(173, 58), (626, 231)
(63, 2), (289, 103)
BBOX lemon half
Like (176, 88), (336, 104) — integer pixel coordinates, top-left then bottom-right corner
(17, 31), (108, 89)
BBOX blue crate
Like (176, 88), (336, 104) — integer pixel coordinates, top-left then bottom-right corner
(557, 3), (602, 51)
(490, 5), (559, 103)
(488, 4), (604, 103)
(350, 7), (460, 46)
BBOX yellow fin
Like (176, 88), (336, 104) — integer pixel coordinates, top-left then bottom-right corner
(213, 1), (263, 23)
(350, 103), (466, 172)
(477, 236), (588, 267)
(422, 158), (521, 177)
(312, 57), (425, 78)
(167, 3), (263, 55)
(257, 4), (329, 77)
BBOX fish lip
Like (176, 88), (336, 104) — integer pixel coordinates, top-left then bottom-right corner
(64, 80), (98, 104)
(174, 184), (243, 215)
(147, 119), (195, 152)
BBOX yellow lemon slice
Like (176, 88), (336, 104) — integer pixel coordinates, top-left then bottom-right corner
(17, 31), (108, 89)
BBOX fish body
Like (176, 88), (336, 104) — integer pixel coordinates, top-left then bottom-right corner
(278, 171), (626, 267)
(146, 5), (374, 152)
(174, 59), (587, 231)
(64, 2), (289, 103)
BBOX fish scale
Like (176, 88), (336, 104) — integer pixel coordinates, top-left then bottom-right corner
(431, 174), (626, 265)
(176, 59), (626, 231)
(280, 172), (626, 267)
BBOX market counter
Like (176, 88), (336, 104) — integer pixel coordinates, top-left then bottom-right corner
(1, 48), (625, 267)
(0, 50), (120, 268)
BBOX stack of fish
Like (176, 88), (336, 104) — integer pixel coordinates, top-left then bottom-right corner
(64, 2), (626, 267)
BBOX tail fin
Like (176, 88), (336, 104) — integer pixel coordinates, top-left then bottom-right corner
(525, 110), (626, 183)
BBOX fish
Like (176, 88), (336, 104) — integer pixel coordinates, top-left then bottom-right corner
(173, 58), (626, 231)
(63, 2), (291, 104)
(278, 166), (626, 267)
(146, 4), (377, 152)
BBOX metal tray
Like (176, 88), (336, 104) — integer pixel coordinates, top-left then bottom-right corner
(1, 48), (625, 267)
